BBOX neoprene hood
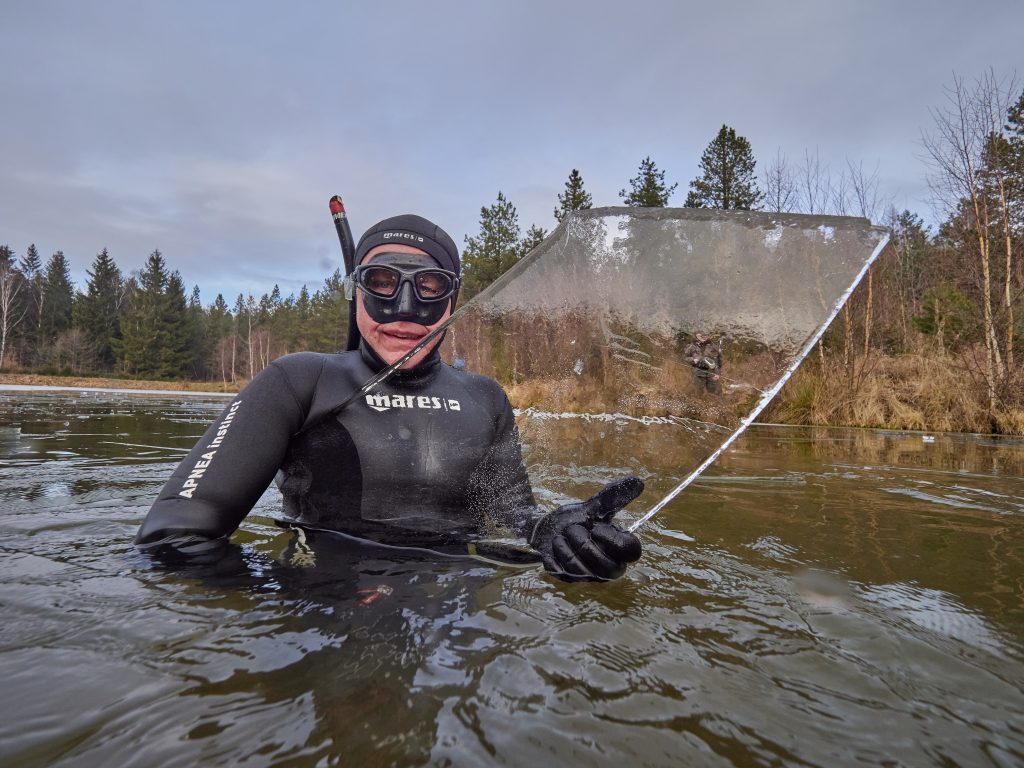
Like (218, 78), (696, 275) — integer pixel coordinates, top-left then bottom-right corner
(346, 214), (461, 351)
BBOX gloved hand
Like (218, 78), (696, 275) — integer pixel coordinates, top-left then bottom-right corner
(528, 476), (644, 582)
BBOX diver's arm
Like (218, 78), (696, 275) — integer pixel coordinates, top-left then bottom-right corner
(135, 356), (320, 555)
(465, 389), (537, 537)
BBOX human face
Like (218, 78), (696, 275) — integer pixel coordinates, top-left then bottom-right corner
(355, 244), (453, 368)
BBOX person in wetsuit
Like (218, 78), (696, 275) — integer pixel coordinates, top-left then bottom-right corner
(684, 332), (723, 395)
(136, 213), (643, 582)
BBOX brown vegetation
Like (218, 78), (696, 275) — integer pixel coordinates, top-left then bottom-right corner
(763, 346), (1024, 436)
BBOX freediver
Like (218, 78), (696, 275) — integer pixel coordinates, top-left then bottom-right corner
(135, 213), (643, 582)
(684, 331), (723, 395)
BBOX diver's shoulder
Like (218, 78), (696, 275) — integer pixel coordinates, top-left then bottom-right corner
(270, 351), (364, 392)
(272, 350), (357, 370)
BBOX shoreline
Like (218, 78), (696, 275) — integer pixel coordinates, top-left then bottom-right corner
(0, 373), (240, 394)
(3, 369), (1020, 436)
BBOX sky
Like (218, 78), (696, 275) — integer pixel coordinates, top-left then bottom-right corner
(1, 1), (1022, 304)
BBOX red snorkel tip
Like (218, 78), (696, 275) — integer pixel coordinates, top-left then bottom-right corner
(329, 196), (345, 216)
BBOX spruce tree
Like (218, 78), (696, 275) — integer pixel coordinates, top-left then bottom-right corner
(158, 270), (192, 378)
(619, 157), (677, 207)
(39, 251), (74, 346)
(554, 169), (593, 222)
(75, 248), (123, 369)
(115, 250), (169, 377)
(461, 191), (523, 300)
(17, 244), (41, 292)
(206, 293), (235, 384)
(186, 285), (209, 379)
(685, 125), (762, 210)
(207, 293), (232, 343)
(16, 245), (44, 364)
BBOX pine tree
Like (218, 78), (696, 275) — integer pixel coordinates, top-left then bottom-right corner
(74, 248), (123, 369)
(461, 191), (523, 300)
(619, 157), (677, 207)
(685, 125), (762, 210)
(521, 224), (548, 256)
(290, 285), (313, 351)
(554, 169), (593, 222)
(39, 251), (74, 346)
(309, 270), (347, 352)
(1004, 88), (1024, 228)
(260, 284), (282, 323)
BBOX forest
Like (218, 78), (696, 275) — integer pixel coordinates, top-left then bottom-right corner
(2, 72), (1022, 433)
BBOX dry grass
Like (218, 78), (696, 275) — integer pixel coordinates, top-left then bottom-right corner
(7, 345), (1018, 436)
(764, 349), (1022, 435)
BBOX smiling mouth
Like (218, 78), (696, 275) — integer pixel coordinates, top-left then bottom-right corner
(382, 329), (426, 342)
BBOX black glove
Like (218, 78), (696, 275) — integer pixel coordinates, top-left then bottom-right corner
(528, 476), (644, 582)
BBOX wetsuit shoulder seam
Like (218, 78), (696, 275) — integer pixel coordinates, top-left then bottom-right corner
(270, 355), (323, 416)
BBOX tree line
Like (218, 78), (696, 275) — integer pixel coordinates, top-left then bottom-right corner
(0, 245), (349, 383)
(2, 70), (1022, 427)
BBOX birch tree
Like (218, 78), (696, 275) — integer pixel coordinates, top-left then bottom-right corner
(921, 70), (1020, 409)
(0, 252), (27, 368)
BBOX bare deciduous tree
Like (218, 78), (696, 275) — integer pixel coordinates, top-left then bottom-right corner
(761, 149), (798, 213)
(50, 328), (96, 375)
(921, 69), (1020, 409)
(0, 262), (27, 368)
(799, 148), (831, 215)
(847, 158), (885, 222)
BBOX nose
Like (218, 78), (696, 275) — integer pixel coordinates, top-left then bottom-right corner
(395, 280), (417, 319)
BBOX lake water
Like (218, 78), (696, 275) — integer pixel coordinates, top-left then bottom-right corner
(1, 389), (1022, 767)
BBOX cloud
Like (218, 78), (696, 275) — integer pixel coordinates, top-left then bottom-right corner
(2, 0), (1022, 301)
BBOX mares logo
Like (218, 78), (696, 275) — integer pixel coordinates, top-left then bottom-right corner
(383, 232), (424, 243)
(178, 399), (242, 499)
(365, 392), (461, 413)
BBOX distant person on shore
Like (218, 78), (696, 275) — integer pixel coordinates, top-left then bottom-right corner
(136, 213), (643, 582)
(684, 332), (723, 395)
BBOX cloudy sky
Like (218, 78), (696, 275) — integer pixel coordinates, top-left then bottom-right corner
(1, 1), (1021, 302)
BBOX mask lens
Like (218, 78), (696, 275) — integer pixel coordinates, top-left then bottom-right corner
(361, 266), (400, 297)
(415, 271), (453, 300)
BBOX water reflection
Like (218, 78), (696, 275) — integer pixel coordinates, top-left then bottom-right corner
(1, 391), (1023, 766)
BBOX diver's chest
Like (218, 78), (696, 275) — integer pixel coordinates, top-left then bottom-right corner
(340, 392), (494, 477)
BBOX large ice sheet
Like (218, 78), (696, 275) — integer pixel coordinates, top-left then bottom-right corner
(441, 206), (890, 522)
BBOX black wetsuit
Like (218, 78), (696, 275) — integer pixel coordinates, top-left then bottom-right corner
(683, 339), (723, 395)
(135, 344), (537, 554)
